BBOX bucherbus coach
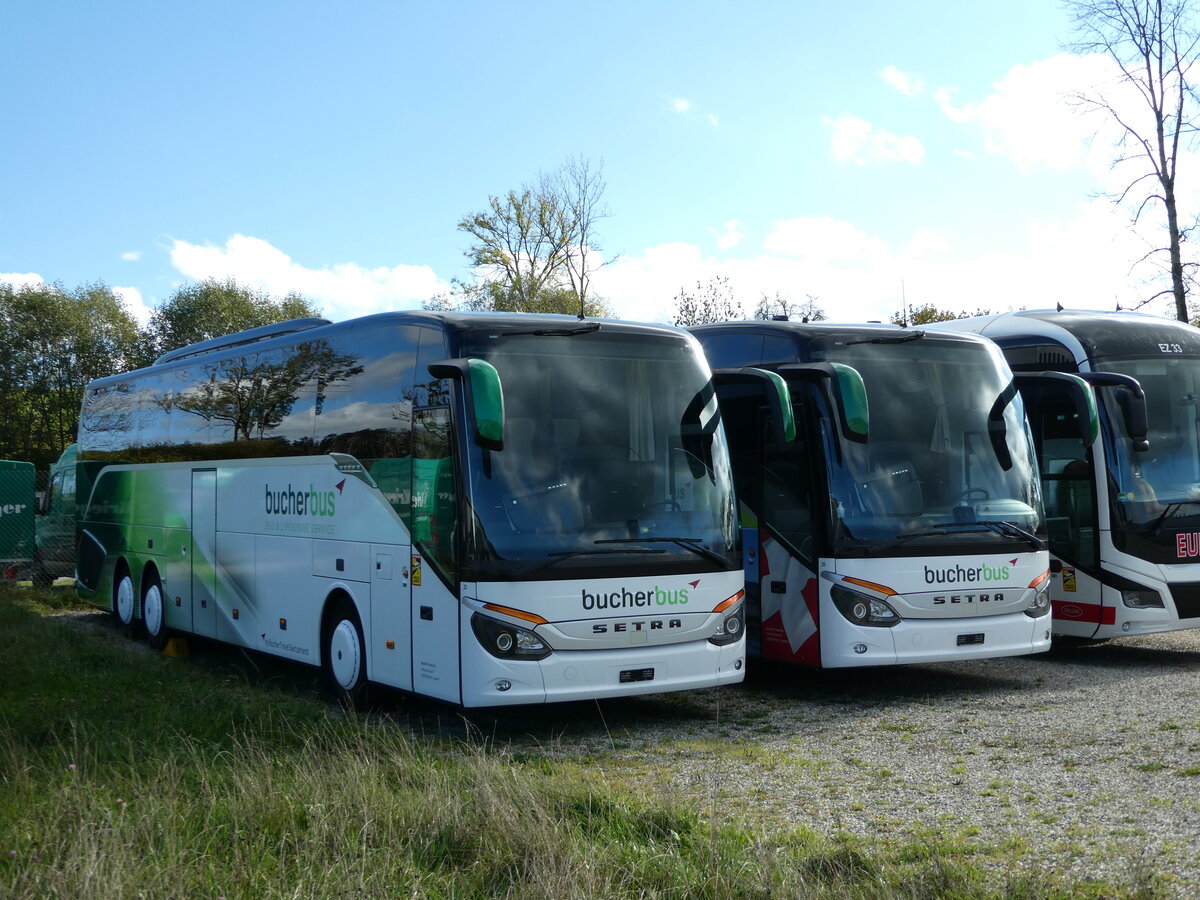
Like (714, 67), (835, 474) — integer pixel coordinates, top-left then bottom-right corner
(934, 309), (1200, 640)
(688, 320), (1089, 667)
(73, 312), (760, 706)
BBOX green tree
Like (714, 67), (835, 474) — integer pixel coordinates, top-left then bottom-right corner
(447, 157), (614, 317)
(0, 281), (141, 465)
(672, 276), (743, 326)
(889, 303), (995, 325)
(143, 278), (321, 364)
(753, 292), (826, 322)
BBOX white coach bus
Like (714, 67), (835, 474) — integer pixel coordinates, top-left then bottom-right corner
(688, 321), (1087, 668)
(73, 312), (756, 706)
(936, 309), (1200, 640)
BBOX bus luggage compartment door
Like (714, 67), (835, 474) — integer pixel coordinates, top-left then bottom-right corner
(191, 470), (218, 638)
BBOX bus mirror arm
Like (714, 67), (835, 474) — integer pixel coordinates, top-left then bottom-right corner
(1077, 372), (1149, 452)
(428, 358), (506, 451)
(711, 368), (797, 443)
(778, 363), (869, 444)
(1014, 372), (1102, 447)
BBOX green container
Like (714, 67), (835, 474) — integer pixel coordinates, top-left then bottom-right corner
(0, 460), (36, 567)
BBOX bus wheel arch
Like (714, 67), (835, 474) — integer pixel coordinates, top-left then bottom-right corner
(140, 563), (168, 651)
(321, 591), (368, 709)
(112, 560), (136, 630)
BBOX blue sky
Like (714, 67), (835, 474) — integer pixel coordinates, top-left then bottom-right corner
(1, 1), (1181, 326)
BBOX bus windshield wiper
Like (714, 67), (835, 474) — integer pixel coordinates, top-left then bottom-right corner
(845, 331), (924, 346)
(517, 545), (662, 578)
(1149, 502), (1183, 536)
(500, 322), (602, 337)
(867, 520), (1045, 553)
(976, 520), (1046, 550)
(595, 536), (729, 567)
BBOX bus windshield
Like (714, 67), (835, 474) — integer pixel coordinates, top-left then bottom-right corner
(814, 337), (1044, 555)
(1097, 354), (1200, 561)
(458, 329), (739, 580)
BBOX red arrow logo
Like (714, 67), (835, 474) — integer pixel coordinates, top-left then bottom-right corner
(335, 479), (346, 494)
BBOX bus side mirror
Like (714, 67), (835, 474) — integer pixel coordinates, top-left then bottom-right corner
(1078, 372), (1148, 451)
(711, 367), (797, 443)
(779, 362), (869, 443)
(427, 358), (505, 450)
(1015, 372), (1101, 447)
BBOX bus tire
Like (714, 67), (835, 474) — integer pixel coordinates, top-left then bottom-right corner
(113, 566), (136, 632)
(323, 600), (368, 709)
(141, 571), (168, 651)
(30, 556), (52, 589)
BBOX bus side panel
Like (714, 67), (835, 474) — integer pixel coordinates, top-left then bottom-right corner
(757, 535), (821, 666)
(410, 550), (460, 704)
(191, 470), (218, 638)
(253, 534), (323, 664)
(1049, 562), (1106, 638)
(214, 530), (256, 646)
(369, 542), (412, 691)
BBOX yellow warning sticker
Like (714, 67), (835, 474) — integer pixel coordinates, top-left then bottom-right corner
(1062, 567), (1077, 592)
(410, 553), (422, 586)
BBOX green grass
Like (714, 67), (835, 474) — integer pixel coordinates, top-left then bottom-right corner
(0, 583), (1160, 899)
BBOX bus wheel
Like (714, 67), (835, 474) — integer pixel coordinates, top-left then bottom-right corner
(30, 557), (52, 589)
(113, 569), (136, 631)
(142, 575), (168, 651)
(324, 602), (368, 709)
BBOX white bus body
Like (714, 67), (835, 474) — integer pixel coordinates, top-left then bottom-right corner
(935, 309), (1200, 639)
(75, 313), (747, 706)
(691, 322), (1054, 667)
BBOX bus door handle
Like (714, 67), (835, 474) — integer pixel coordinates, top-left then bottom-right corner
(420, 606), (433, 621)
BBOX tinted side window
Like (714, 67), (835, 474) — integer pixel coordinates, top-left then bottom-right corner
(314, 324), (419, 461)
(696, 331), (766, 368)
(412, 328), (456, 580)
(761, 334), (797, 366)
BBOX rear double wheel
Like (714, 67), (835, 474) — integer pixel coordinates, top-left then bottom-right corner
(141, 574), (169, 651)
(113, 569), (136, 632)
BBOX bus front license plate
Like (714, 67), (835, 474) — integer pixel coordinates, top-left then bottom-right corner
(620, 668), (655, 684)
(956, 633), (985, 646)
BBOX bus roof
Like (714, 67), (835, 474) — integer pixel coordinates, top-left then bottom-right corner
(929, 308), (1200, 365)
(90, 311), (694, 390)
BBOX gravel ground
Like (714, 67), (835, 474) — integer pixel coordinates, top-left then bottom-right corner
(59, 608), (1200, 894)
(516, 631), (1200, 895)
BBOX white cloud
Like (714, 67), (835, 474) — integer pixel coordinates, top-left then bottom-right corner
(670, 96), (719, 128)
(711, 219), (744, 250)
(592, 202), (1178, 328)
(882, 65), (924, 97)
(167, 234), (450, 321)
(935, 53), (1133, 175)
(0, 272), (44, 288)
(824, 115), (924, 165)
(120, 250), (141, 262)
(763, 216), (890, 263)
(113, 286), (153, 327)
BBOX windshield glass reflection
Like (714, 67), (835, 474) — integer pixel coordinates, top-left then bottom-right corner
(815, 336), (1044, 553)
(459, 330), (739, 579)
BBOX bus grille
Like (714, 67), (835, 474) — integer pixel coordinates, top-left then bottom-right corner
(1168, 584), (1200, 620)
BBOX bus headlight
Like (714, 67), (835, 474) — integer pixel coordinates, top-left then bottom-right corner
(1024, 588), (1052, 618)
(831, 585), (899, 627)
(470, 613), (552, 660)
(1121, 589), (1164, 609)
(709, 605), (744, 646)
